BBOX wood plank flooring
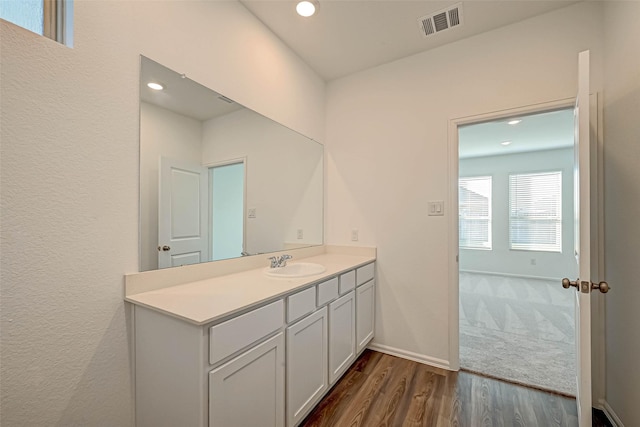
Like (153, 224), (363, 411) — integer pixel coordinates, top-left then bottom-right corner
(301, 350), (611, 427)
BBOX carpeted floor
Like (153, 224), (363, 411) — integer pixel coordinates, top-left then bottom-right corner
(459, 272), (576, 396)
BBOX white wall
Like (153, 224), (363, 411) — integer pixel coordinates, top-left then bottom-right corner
(202, 108), (323, 255)
(0, 1), (325, 425)
(602, 2), (640, 425)
(140, 102), (203, 271)
(325, 2), (603, 364)
(459, 148), (577, 280)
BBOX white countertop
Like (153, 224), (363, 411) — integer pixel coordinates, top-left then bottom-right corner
(125, 253), (375, 326)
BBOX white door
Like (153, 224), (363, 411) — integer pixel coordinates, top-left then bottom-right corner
(566, 50), (609, 427)
(158, 157), (208, 268)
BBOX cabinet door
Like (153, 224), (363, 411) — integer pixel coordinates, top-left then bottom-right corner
(287, 307), (328, 427)
(209, 333), (284, 427)
(328, 291), (356, 385)
(356, 280), (375, 354)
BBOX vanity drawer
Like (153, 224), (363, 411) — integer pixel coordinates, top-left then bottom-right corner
(209, 300), (283, 365)
(317, 277), (339, 307)
(357, 263), (375, 286)
(287, 286), (316, 323)
(339, 270), (356, 295)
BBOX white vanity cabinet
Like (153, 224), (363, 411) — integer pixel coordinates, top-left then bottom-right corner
(209, 332), (285, 427)
(134, 300), (285, 427)
(328, 291), (356, 384)
(356, 264), (376, 354)
(131, 259), (375, 427)
(208, 300), (285, 427)
(135, 306), (209, 427)
(286, 307), (328, 427)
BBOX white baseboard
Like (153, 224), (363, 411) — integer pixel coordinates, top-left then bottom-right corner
(367, 343), (452, 371)
(460, 269), (560, 282)
(602, 400), (624, 427)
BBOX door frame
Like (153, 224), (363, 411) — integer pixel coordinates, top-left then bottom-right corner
(205, 157), (248, 259)
(447, 97), (605, 404)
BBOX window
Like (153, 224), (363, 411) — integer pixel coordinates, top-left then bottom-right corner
(459, 176), (492, 250)
(1, 0), (73, 46)
(509, 171), (562, 252)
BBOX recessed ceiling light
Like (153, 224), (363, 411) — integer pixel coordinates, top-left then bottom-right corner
(508, 119), (522, 125)
(147, 82), (164, 91)
(501, 141), (512, 146)
(296, 1), (318, 17)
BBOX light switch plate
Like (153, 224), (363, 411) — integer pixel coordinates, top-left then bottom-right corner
(248, 208), (256, 218)
(428, 201), (444, 216)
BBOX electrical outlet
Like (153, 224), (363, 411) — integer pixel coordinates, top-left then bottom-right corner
(297, 229), (304, 239)
(248, 208), (256, 219)
(351, 229), (359, 241)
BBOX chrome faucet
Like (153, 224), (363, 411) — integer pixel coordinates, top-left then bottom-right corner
(268, 254), (293, 268)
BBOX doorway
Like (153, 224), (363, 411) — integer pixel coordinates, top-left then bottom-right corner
(209, 159), (246, 261)
(457, 107), (577, 395)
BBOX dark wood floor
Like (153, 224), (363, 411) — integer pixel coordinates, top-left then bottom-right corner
(301, 350), (612, 427)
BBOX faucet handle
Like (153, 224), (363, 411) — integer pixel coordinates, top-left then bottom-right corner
(268, 256), (279, 268)
(279, 254), (293, 267)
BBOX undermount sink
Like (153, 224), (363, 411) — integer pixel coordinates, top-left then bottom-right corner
(265, 262), (326, 278)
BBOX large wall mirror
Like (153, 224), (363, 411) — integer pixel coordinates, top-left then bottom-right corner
(139, 56), (323, 271)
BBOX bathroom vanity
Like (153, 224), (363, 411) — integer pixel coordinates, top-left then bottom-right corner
(125, 247), (376, 427)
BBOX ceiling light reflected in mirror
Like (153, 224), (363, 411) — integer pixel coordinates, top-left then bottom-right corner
(147, 82), (164, 91)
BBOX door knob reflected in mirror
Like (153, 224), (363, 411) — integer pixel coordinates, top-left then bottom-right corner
(157, 245), (171, 252)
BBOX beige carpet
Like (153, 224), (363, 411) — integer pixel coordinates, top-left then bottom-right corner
(459, 272), (576, 396)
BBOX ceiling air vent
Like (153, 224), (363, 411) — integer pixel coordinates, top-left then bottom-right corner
(217, 95), (234, 104)
(418, 3), (463, 38)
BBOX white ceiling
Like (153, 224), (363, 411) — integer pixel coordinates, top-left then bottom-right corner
(139, 3), (578, 154)
(240, 0), (578, 81)
(458, 108), (574, 158)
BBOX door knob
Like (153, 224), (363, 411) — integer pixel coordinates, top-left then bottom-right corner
(562, 278), (610, 293)
(157, 245), (171, 252)
(592, 281), (610, 293)
(561, 278), (578, 289)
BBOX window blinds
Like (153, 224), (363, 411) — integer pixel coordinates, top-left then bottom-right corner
(509, 171), (562, 252)
(459, 176), (492, 250)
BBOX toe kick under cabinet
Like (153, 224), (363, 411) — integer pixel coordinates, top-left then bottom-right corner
(133, 261), (375, 427)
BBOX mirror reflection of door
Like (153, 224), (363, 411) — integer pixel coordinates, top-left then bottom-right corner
(210, 160), (246, 261)
(158, 157), (209, 269)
